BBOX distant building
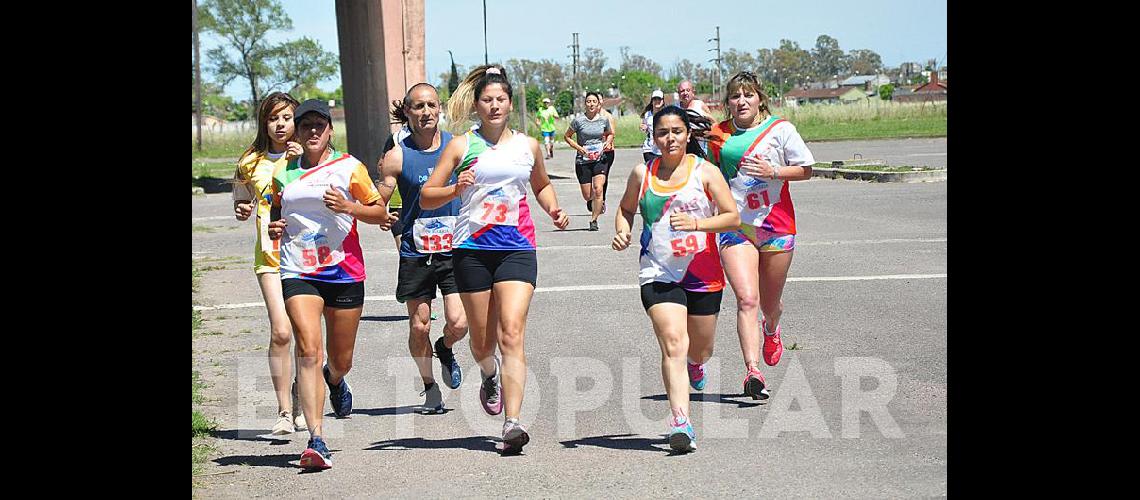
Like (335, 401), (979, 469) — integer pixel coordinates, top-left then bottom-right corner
(893, 72), (946, 103)
(781, 86), (868, 107)
(840, 74), (892, 96)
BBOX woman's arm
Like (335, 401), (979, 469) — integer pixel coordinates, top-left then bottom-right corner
(528, 138), (570, 229)
(563, 123), (586, 155)
(420, 136), (471, 209)
(669, 162), (740, 233)
(612, 163), (646, 251)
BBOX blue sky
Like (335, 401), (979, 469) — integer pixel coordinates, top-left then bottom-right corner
(199, 0), (947, 100)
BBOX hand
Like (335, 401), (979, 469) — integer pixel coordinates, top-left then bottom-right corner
(234, 201), (254, 221)
(639, 123), (648, 132)
(284, 141), (303, 160)
(603, 139), (614, 151)
(378, 210), (399, 231)
(612, 230), (631, 251)
(550, 207), (570, 230)
(268, 219), (287, 240)
(323, 187), (356, 215)
(738, 154), (778, 179)
(456, 169), (476, 193)
(670, 212), (699, 232)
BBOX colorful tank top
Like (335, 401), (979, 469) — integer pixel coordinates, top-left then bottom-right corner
(706, 115), (811, 234)
(638, 154), (724, 292)
(271, 150), (381, 282)
(397, 131), (458, 258)
(452, 130), (537, 251)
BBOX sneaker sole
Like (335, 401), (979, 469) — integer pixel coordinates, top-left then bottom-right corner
(299, 449), (332, 470)
(669, 432), (695, 452)
(502, 429), (530, 454)
(744, 377), (770, 402)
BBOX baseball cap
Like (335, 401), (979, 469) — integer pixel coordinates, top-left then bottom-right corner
(651, 90), (664, 99)
(294, 99), (331, 123)
(542, 97), (551, 103)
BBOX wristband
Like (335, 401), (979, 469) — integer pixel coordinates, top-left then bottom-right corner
(772, 165), (780, 180)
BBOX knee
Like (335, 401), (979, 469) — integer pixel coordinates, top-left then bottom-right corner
(328, 354), (353, 374)
(270, 327), (292, 347)
(760, 298), (783, 316)
(736, 292), (760, 312)
(498, 323), (526, 352)
(409, 321), (431, 340)
(295, 341), (322, 364)
(660, 331), (689, 358)
(447, 316), (469, 334)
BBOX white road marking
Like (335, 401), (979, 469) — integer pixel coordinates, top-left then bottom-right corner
(192, 274), (946, 311)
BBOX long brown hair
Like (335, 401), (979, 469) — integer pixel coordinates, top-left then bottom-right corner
(445, 64), (512, 134)
(233, 92), (300, 187)
(722, 71), (771, 121)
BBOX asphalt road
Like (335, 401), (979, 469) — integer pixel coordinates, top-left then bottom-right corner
(192, 146), (946, 497)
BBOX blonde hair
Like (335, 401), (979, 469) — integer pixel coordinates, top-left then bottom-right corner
(722, 71), (771, 121)
(445, 64), (512, 134)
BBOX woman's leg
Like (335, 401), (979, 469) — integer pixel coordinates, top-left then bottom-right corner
(686, 312), (719, 366)
(590, 173), (606, 223)
(721, 243), (763, 371)
(324, 305), (364, 385)
(491, 281), (536, 420)
(458, 290), (496, 377)
(647, 303), (692, 417)
(258, 272), (294, 414)
(757, 250), (794, 333)
(286, 294), (326, 436)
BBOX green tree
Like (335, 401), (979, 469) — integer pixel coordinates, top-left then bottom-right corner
(848, 49), (883, 75)
(619, 70), (661, 115)
(878, 83), (894, 100)
(555, 89), (574, 116)
(199, 0), (291, 115)
(810, 34), (846, 80)
(525, 85), (543, 113)
(265, 37), (339, 95)
(447, 50), (460, 95)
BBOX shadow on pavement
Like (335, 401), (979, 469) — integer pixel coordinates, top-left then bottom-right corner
(213, 453), (298, 469)
(351, 405), (455, 416)
(641, 393), (764, 408)
(366, 435), (499, 453)
(360, 315), (410, 322)
(210, 429), (291, 444)
(559, 433), (670, 453)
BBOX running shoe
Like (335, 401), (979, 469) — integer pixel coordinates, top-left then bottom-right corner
(501, 418), (530, 455)
(323, 365), (353, 417)
(668, 416), (697, 453)
(479, 358), (503, 416)
(420, 383), (444, 414)
(435, 337), (463, 389)
(743, 367), (771, 402)
(291, 380), (307, 430)
(299, 436), (333, 470)
(272, 410), (295, 435)
(762, 320), (784, 366)
(687, 361), (707, 391)
(589, 220), (599, 231)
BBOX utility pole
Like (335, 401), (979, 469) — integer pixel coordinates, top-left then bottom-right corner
(707, 26), (722, 90)
(482, 0), (488, 65)
(193, 0), (202, 152)
(569, 32), (580, 115)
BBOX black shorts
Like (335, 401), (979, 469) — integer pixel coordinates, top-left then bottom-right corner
(575, 151), (615, 184)
(643, 152), (660, 164)
(451, 249), (537, 293)
(640, 282), (722, 316)
(282, 278), (366, 309)
(396, 254), (459, 302)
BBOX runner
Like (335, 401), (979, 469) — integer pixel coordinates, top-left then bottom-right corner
(705, 71), (816, 400)
(676, 80), (715, 154)
(420, 64), (570, 454)
(266, 99), (389, 470)
(563, 91), (614, 231)
(231, 91), (307, 435)
(611, 105), (739, 453)
(377, 83), (469, 414)
(534, 97), (559, 159)
(640, 89), (665, 163)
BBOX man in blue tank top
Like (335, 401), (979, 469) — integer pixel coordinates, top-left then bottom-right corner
(377, 83), (469, 414)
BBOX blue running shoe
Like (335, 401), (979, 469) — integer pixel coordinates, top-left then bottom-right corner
(435, 337), (463, 389)
(668, 416), (697, 453)
(687, 361), (707, 391)
(323, 365), (353, 418)
(300, 436), (333, 470)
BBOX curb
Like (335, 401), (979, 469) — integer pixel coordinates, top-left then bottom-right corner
(812, 167), (946, 183)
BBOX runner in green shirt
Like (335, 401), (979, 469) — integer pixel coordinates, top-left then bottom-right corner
(535, 98), (560, 159)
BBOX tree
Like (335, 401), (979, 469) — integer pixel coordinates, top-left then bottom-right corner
(265, 37), (339, 95)
(619, 47), (662, 77)
(199, 0), (291, 116)
(670, 58), (697, 81)
(773, 39), (811, 91)
(534, 59), (567, 96)
(878, 83), (894, 101)
(447, 50), (460, 96)
(504, 58), (542, 89)
(811, 34), (847, 81)
(848, 49), (883, 75)
(721, 48), (757, 78)
(525, 85), (543, 113)
(555, 89), (574, 116)
(619, 70), (661, 114)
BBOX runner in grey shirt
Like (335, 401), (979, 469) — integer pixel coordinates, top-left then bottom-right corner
(563, 91), (614, 231)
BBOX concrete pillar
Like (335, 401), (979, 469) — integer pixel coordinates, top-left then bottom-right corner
(334, 0), (425, 180)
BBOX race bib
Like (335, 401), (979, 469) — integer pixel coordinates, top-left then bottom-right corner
(583, 143), (603, 162)
(730, 151), (782, 226)
(651, 206), (708, 270)
(281, 227), (344, 273)
(472, 187), (521, 226)
(412, 216), (456, 254)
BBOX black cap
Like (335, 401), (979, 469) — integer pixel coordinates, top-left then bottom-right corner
(294, 99), (331, 123)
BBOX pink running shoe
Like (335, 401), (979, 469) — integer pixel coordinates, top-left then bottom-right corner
(742, 367), (770, 402)
(762, 320), (784, 366)
(479, 357), (503, 416)
(687, 361), (707, 391)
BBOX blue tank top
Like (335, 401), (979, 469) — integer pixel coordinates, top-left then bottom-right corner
(398, 131), (458, 258)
